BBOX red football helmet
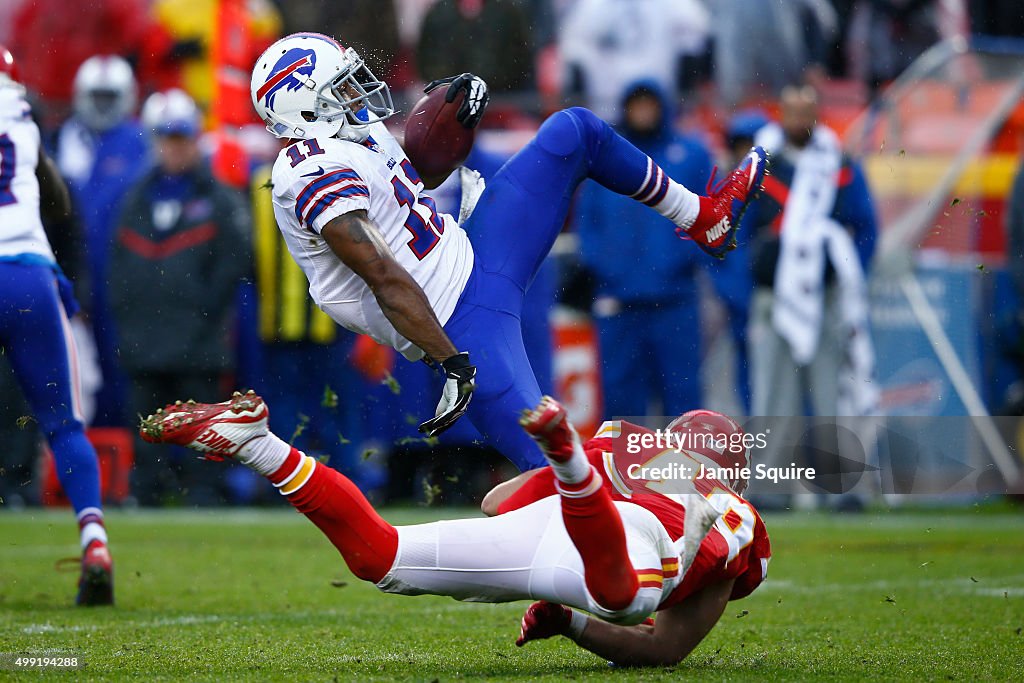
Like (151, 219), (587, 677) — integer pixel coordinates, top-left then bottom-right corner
(667, 409), (751, 494)
(0, 45), (18, 84)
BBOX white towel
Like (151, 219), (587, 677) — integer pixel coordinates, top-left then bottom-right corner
(756, 122), (878, 416)
(827, 224), (879, 416)
(755, 122), (841, 365)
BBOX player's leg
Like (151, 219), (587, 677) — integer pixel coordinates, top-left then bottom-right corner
(443, 303), (548, 471)
(139, 393), (663, 621)
(139, 393), (397, 582)
(381, 494), (663, 626)
(465, 107), (767, 297)
(140, 393), (545, 594)
(520, 396), (640, 611)
(0, 262), (112, 605)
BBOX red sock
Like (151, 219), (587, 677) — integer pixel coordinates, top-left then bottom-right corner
(270, 449), (398, 583)
(558, 468), (639, 611)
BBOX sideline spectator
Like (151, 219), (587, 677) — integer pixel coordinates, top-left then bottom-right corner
(417, 0), (534, 93)
(846, 0), (967, 96)
(55, 55), (149, 427)
(744, 86), (878, 420)
(10, 0), (154, 127)
(110, 90), (250, 505)
(575, 80), (714, 416)
(710, 0), (837, 107)
(279, 1), (400, 81)
(560, 0), (710, 121)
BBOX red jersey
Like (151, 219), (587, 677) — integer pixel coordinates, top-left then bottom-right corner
(497, 421), (771, 608)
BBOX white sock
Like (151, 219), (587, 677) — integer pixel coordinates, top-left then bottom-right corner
(546, 430), (591, 485)
(77, 506), (108, 550)
(653, 179), (701, 229)
(80, 522), (107, 550)
(235, 432), (291, 476)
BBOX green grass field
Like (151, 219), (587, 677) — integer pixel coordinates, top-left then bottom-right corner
(1, 506), (1022, 681)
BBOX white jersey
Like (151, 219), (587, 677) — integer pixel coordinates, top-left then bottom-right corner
(271, 121), (474, 361)
(0, 87), (54, 262)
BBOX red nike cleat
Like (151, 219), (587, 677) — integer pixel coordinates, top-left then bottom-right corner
(76, 539), (113, 606)
(138, 390), (268, 459)
(679, 146), (768, 259)
(519, 396), (577, 463)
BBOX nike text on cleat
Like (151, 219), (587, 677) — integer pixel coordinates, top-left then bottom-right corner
(705, 217), (731, 242)
(679, 146), (768, 260)
(138, 390), (269, 459)
(519, 396), (577, 463)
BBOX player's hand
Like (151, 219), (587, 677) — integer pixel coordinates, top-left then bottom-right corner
(424, 73), (489, 129)
(516, 601), (573, 646)
(419, 352), (476, 436)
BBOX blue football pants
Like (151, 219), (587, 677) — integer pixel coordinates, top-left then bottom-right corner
(0, 262), (102, 514)
(446, 107), (676, 470)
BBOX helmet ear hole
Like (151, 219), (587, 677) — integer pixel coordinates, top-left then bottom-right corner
(300, 111), (317, 122)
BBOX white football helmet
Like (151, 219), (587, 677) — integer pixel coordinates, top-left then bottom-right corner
(141, 88), (201, 137)
(250, 32), (394, 142)
(73, 55), (137, 132)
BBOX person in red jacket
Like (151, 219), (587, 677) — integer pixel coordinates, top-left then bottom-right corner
(10, 0), (157, 127)
(139, 393), (770, 667)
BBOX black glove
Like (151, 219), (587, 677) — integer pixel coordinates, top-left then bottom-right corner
(424, 73), (489, 129)
(419, 352), (476, 436)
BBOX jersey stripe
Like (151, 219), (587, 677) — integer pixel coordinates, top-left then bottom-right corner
(305, 185), (370, 226)
(294, 168), (364, 221)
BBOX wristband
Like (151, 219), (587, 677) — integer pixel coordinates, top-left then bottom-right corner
(567, 609), (589, 639)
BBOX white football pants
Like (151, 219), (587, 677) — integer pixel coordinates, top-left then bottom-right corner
(375, 496), (680, 624)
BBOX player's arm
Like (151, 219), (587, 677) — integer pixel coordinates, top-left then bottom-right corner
(35, 146), (71, 222)
(480, 468), (543, 516)
(574, 579), (733, 666)
(322, 209), (458, 361)
(517, 579), (734, 667)
(321, 209), (475, 436)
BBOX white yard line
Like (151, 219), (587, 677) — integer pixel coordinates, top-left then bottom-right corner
(759, 573), (1024, 597)
(20, 614), (229, 635)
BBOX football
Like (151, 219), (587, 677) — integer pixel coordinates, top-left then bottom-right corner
(403, 86), (475, 185)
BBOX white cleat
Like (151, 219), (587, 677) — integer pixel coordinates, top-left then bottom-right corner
(138, 391), (269, 459)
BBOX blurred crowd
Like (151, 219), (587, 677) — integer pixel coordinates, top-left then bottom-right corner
(1, 0), (1022, 508)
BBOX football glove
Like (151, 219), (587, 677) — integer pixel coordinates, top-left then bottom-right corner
(419, 352), (476, 437)
(516, 601), (573, 646)
(424, 73), (489, 129)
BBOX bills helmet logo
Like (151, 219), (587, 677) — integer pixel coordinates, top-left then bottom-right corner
(256, 48), (316, 109)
